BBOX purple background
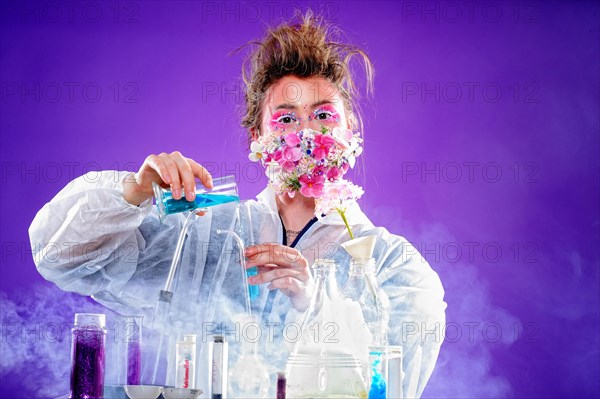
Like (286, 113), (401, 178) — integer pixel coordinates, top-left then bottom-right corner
(1, 1), (599, 398)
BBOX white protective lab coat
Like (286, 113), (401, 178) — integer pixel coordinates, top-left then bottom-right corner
(29, 170), (447, 397)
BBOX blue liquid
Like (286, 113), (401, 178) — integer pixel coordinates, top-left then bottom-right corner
(246, 267), (259, 302)
(368, 351), (387, 399)
(161, 193), (240, 214)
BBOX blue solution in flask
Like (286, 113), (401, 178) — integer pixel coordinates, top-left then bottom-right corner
(153, 175), (239, 221)
(161, 192), (240, 214)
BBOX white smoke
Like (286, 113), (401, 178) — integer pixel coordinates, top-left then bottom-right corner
(366, 205), (519, 398)
(0, 282), (116, 398)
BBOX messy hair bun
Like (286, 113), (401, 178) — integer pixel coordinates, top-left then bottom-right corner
(236, 9), (374, 139)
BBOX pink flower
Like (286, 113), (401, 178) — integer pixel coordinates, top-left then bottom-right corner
(277, 146), (301, 172)
(284, 133), (301, 146)
(299, 173), (325, 198)
(341, 162), (350, 174)
(326, 166), (342, 182)
(283, 146), (302, 162)
(312, 134), (336, 160)
(271, 149), (284, 163)
(312, 165), (327, 178)
(314, 179), (364, 216)
(280, 160), (296, 173)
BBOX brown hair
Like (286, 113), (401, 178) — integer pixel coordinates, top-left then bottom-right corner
(234, 9), (375, 140)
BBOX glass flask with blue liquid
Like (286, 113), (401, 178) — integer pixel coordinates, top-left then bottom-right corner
(152, 175), (239, 221)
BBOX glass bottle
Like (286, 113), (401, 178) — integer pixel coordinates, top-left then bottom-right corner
(175, 334), (197, 389)
(152, 175), (239, 221)
(70, 313), (107, 399)
(340, 258), (391, 399)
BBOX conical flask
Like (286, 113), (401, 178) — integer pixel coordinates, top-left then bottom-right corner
(285, 259), (368, 399)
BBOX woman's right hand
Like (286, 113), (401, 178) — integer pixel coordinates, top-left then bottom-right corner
(122, 151), (213, 206)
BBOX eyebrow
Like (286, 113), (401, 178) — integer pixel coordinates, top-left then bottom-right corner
(273, 99), (336, 111)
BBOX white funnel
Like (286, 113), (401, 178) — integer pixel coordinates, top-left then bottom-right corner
(341, 235), (377, 259)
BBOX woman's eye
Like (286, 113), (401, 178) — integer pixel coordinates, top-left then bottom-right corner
(315, 110), (333, 120)
(276, 113), (297, 124)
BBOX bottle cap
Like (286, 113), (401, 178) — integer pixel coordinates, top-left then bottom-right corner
(341, 235), (377, 259)
(214, 335), (225, 343)
(183, 334), (197, 343)
(74, 313), (106, 329)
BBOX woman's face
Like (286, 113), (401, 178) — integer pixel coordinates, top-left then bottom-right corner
(254, 75), (350, 139)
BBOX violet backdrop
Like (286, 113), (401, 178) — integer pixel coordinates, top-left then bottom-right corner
(1, 1), (599, 398)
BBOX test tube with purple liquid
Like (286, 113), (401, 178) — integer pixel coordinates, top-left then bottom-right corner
(125, 316), (143, 385)
(70, 313), (106, 399)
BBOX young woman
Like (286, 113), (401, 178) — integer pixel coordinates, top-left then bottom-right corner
(29, 10), (446, 397)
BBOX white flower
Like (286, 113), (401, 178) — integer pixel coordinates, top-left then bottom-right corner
(332, 127), (354, 148)
(347, 140), (363, 169)
(348, 155), (356, 169)
(248, 141), (264, 162)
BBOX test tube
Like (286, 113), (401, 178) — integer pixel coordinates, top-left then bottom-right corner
(209, 335), (228, 399)
(276, 371), (286, 399)
(125, 316), (143, 385)
(385, 345), (403, 399)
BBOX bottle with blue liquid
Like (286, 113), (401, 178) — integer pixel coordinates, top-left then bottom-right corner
(152, 175), (239, 222)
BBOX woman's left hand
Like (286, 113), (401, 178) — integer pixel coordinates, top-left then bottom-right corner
(244, 243), (313, 311)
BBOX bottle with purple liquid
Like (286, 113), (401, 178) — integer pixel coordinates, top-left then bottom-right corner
(70, 313), (107, 399)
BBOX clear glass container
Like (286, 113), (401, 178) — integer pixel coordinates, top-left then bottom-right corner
(228, 321), (270, 398)
(70, 313), (107, 399)
(286, 353), (367, 399)
(385, 346), (403, 399)
(152, 175), (239, 221)
(340, 258), (390, 347)
(125, 316), (143, 385)
(286, 259), (368, 399)
(340, 258), (391, 399)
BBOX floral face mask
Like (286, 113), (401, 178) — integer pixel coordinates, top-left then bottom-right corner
(249, 126), (363, 198)
(249, 126), (364, 237)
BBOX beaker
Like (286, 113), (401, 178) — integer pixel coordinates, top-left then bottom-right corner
(152, 175), (239, 221)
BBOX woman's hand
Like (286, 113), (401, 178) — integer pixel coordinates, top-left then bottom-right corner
(122, 151), (213, 206)
(245, 243), (314, 312)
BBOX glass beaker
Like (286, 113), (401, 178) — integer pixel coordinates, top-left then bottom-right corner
(152, 175), (239, 221)
(70, 313), (107, 399)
